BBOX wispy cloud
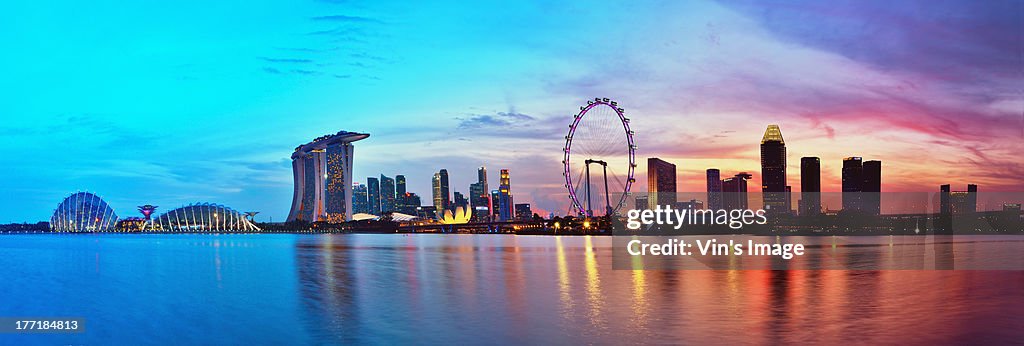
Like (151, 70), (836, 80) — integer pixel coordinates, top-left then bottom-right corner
(260, 57), (314, 63)
(457, 111), (537, 129)
(311, 14), (382, 24)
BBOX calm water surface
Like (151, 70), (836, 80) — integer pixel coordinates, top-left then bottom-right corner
(1, 234), (1022, 344)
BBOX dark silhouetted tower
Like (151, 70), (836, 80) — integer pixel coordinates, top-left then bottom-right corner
(800, 157), (821, 216)
(706, 168), (723, 210)
(722, 172), (752, 210)
(842, 157), (863, 212)
(862, 160), (881, 215)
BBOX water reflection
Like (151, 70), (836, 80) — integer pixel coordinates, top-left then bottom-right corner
(289, 234), (1024, 344)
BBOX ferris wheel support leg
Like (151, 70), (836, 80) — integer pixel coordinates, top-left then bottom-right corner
(603, 164), (612, 217)
(585, 162), (592, 217)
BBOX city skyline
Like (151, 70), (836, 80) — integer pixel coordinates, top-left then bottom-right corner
(1, 1), (1021, 222)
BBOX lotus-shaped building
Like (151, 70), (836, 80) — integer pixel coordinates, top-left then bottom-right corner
(439, 206), (473, 224)
(51, 192), (119, 232)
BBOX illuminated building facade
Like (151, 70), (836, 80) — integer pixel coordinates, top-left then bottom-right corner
(514, 203), (532, 220)
(490, 190), (500, 219)
(397, 192), (421, 215)
(287, 131), (369, 222)
(155, 203), (259, 232)
(380, 175), (396, 213)
(439, 169), (451, 211)
(647, 158), (677, 208)
(499, 169), (514, 221)
(396, 175), (407, 195)
(941, 184), (978, 215)
(367, 177), (381, 215)
(323, 142), (355, 222)
(432, 172), (443, 212)
(469, 166), (490, 220)
(352, 183), (369, 214)
(760, 125), (787, 213)
(50, 192), (119, 232)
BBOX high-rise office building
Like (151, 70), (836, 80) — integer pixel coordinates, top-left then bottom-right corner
(842, 157), (863, 212)
(394, 175), (407, 213)
(453, 191), (467, 210)
(367, 177), (381, 215)
(499, 169), (514, 221)
(514, 203), (532, 220)
(396, 175), (406, 196)
(288, 131), (369, 222)
(297, 150), (326, 221)
(722, 172), (752, 210)
(380, 175), (396, 213)
(647, 158), (677, 210)
(800, 157), (821, 216)
(635, 195), (649, 210)
(397, 192), (421, 215)
(760, 125), (787, 213)
(706, 168), (723, 210)
(439, 169), (451, 211)
(352, 183), (369, 214)
(490, 190), (501, 219)
(432, 172), (443, 211)
(469, 166), (490, 219)
(941, 184), (978, 215)
(862, 160), (881, 215)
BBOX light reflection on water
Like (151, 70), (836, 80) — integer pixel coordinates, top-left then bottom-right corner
(0, 234), (1021, 344)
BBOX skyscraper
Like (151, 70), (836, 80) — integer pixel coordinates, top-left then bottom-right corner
(706, 168), (723, 210)
(397, 192), (421, 215)
(722, 172), (752, 210)
(498, 169), (514, 221)
(760, 125), (787, 213)
(647, 158), (677, 209)
(324, 142), (355, 223)
(396, 175), (407, 196)
(514, 203), (532, 220)
(453, 191), (467, 210)
(439, 169), (451, 211)
(352, 183), (369, 214)
(288, 131), (369, 222)
(367, 177), (381, 215)
(380, 175), (396, 213)
(800, 157), (821, 216)
(635, 195), (649, 210)
(432, 172), (443, 211)
(298, 150), (326, 221)
(395, 175), (407, 213)
(490, 190), (501, 219)
(941, 184), (978, 215)
(842, 157), (863, 212)
(469, 166), (490, 219)
(862, 160), (881, 215)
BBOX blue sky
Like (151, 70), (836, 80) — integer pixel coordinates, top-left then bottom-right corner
(1, 0), (1020, 222)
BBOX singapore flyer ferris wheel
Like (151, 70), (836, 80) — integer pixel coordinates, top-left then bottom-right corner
(562, 97), (636, 217)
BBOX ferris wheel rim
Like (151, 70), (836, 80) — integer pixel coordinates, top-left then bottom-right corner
(562, 97), (636, 216)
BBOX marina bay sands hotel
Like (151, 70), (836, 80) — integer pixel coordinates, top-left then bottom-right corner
(287, 131), (370, 223)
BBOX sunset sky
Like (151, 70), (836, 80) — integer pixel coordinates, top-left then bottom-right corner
(0, 0), (1020, 222)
